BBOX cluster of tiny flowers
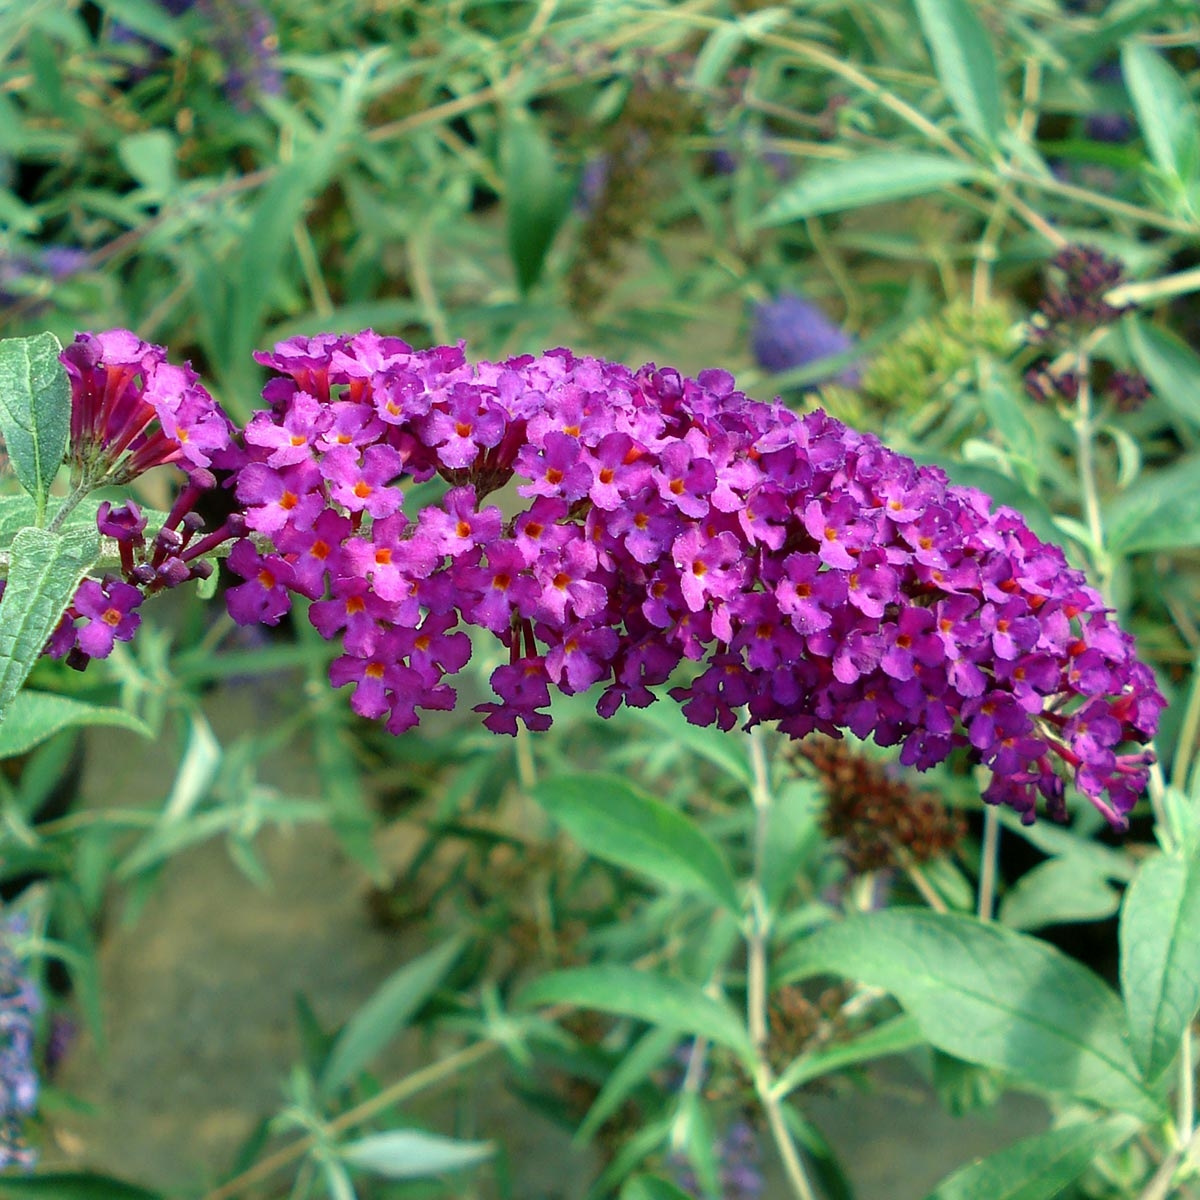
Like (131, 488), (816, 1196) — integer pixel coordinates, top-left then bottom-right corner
(790, 736), (965, 872)
(224, 331), (1162, 827)
(0, 917), (39, 1170)
(43, 331), (244, 669)
(749, 293), (862, 387)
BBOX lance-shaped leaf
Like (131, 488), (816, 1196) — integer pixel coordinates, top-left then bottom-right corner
(1124, 314), (1200, 431)
(1121, 40), (1199, 185)
(0, 691), (151, 758)
(0, 333), (71, 518)
(779, 909), (1164, 1119)
(772, 1013), (924, 1100)
(530, 773), (740, 913)
(0, 1174), (164, 1199)
(517, 965), (755, 1069)
(504, 109), (574, 294)
(1120, 848), (1200, 1082)
(913, 0), (1003, 144)
(339, 1130), (493, 1178)
(319, 936), (465, 1096)
(0, 525), (99, 726)
(923, 1116), (1138, 1200)
(756, 153), (978, 225)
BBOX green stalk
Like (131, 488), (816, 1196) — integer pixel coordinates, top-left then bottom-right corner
(747, 727), (819, 1200)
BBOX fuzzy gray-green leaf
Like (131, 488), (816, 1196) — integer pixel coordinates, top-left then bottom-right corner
(0, 333), (71, 516)
(0, 525), (99, 726)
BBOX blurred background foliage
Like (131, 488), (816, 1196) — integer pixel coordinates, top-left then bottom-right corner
(3, 0), (1200, 1197)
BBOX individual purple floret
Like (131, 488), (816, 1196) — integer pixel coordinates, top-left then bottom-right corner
(0, 916), (40, 1170)
(750, 293), (862, 387)
(223, 330), (1162, 829)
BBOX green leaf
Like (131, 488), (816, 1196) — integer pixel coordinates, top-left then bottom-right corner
(772, 1013), (924, 1099)
(755, 153), (978, 226)
(923, 1116), (1138, 1200)
(576, 1026), (678, 1145)
(1120, 848), (1200, 1082)
(761, 777), (822, 912)
(117, 130), (177, 197)
(530, 773), (740, 913)
(0, 333), (71, 517)
(503, 110), (573, 294)
(621, 1177), (695, 1200)
(217, 53), (381, 407)
(0, 691), (151, 759)
(1121, 40), (1199, 184)
(621, 702), (753, 789)
(690, 9), (789, 91)
(0, 526), (99, 726)
(0, 1175), (163, 1200)
(976, 363), (1039, 485)
(319, 936), (465, 1096)
(1124, 314), (1200, 430)
(1104, 455), (1200, 555)
(913, 0), (1003, 144)
(339, 1130), (493, 1178)
(98, 0), (184, 48)
(999, 858), (1121, 931)
(779, 909), (1164, 1118)
(517, 965), (755, 1069)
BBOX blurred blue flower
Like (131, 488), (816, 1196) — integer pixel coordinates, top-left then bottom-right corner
(0, 915), (39, 1170)
(574, 154), (610, 215)
(670, 1116), (765, 1200)
(0, 245), (88, 306)
(750, 293), (862, 386)
(112, 0), (282, 111)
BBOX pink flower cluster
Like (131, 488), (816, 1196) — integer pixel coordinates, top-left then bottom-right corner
(224, 331), (1162, 828)
(47, 331), (244, 667)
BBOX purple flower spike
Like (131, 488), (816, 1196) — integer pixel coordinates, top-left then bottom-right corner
(224, 331), (1163, 828)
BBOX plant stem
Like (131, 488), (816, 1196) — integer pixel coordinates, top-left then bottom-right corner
(666, 11), (969, 162)
(972, 58), (1043, 308)
(1072, 347), (1110, 597)
(199, 1039), (501, 1200)
(1181, 1026), (1195, 1148)
(45, 483), (92, 535)
(977, 804), (1000, 922)
(747, 727), (819, 1200)
(1139, 1122), (1200, 1200)
(1108, 264), (1200, 308)
(1171, 655), (1200, 800)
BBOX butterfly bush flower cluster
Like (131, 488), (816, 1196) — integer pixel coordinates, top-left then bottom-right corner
(42, 331), (244, 669)
(0, 916), (39, 1169)
(224, 331), (1161, 828)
